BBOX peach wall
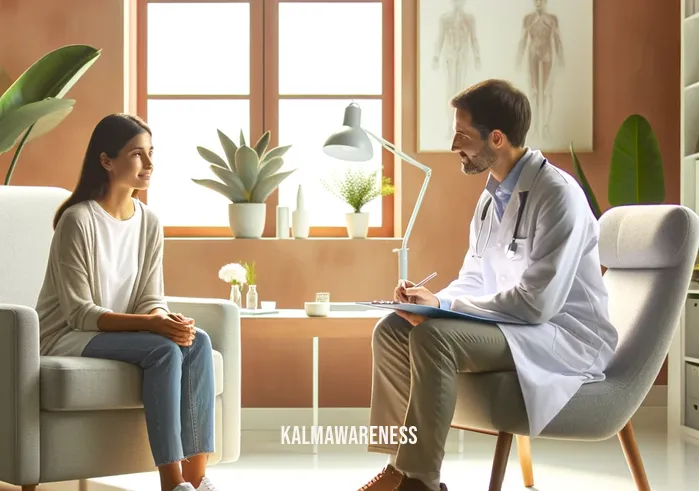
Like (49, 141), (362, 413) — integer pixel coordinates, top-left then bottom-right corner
(0, 0), (680, 406)
(0, 0), (132, 187)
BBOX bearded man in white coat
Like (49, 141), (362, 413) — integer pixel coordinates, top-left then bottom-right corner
(356, 79), (618, 491)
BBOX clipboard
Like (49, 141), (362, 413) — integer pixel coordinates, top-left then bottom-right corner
(356, 302), (525, 324)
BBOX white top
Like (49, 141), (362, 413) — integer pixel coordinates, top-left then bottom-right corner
(88, 199), (142, 313)
(36, 199), (170, 357)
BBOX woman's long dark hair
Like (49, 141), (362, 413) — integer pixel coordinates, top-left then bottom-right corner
(53, 113), (152, 229)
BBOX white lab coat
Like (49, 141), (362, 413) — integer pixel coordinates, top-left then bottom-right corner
(435, 150), (618, 437)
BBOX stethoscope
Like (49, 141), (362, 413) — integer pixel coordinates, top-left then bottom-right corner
(474, 159), (548, 259)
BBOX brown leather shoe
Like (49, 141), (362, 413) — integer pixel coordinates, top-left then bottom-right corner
(392, 475), (448, 491)
(357, 464), (403, 491)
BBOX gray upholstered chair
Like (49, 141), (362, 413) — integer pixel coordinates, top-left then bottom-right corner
(451, 204), (699, 491)
(0, 186), (241, 491)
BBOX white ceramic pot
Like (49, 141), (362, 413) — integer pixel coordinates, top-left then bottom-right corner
(229, 203), (266, 238)
(345, 212), (370, 239)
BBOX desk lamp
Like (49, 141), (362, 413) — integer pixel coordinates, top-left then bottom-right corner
(323, 102), (432, 281)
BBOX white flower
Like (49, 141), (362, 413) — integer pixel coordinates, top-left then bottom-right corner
(218, 263), (247, 285)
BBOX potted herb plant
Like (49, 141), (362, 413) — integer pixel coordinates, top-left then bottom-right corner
(193, 130), (296, 238)
(322, 166), (395, 238)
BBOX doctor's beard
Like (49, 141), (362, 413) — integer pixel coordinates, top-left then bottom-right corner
(460, 145), (498, 175)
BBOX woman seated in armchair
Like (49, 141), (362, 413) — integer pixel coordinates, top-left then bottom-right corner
(36, 113), (219, 491)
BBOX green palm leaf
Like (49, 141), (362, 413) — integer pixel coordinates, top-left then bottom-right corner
(608, 114), (665, 206)
(1, 44), (101, 184)
(0, 98), (74, 153)
(570, 143), (602, 219)
(0, 45), (101, 117)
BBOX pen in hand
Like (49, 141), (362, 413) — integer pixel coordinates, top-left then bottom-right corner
(398, 272), (437, 303)
(400, 271), (437, 290)
(414, 271), (437, 288)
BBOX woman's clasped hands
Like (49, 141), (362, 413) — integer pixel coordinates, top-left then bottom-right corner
(149, 310), (196, 346)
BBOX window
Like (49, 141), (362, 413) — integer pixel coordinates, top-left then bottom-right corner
(138, 0), (394, 237)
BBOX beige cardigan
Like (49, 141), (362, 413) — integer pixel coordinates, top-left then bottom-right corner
(36, 199), (170, 356)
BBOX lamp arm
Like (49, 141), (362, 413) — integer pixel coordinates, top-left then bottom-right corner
(365, 129), (432, 280)
(366, 130), (432, 174)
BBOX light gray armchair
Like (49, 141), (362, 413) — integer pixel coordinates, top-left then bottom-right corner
(451, 204), (699, 491)
(0, 186), (241, 490)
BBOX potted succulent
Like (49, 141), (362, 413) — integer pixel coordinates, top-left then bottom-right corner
(322, 166), (395, 238)
(193, 129), (295, 238)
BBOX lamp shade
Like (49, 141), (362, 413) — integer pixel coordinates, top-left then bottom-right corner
(323, 103), (373, 162)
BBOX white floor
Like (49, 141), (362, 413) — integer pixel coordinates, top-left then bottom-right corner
(90, 423), (699, 491)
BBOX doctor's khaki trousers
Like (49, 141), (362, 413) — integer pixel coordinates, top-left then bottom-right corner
(368, 312), (516, 482)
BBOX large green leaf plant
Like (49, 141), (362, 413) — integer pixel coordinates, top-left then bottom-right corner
(571, 114), (665, 220)
(1, 45), (101, 185)
(193, 129), (296, 203)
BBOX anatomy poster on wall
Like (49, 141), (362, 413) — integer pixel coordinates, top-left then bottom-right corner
(418, 0), (593, 153)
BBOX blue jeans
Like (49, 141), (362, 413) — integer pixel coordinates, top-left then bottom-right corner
(82, 328), (215, 466)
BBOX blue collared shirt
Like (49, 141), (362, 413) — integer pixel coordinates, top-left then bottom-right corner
(485, 148), (533, 220)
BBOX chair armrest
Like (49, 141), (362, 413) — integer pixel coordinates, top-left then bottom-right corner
(164, 296), (241, 464)
(0, 304), (40, 485)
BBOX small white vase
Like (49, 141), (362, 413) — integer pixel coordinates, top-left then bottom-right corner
(292, 185), (310, 238)
(292, 209), (310, 238)
(229, 284), (242, 308)
(229, 203), (266, 238)
(346, 212), (370, 238)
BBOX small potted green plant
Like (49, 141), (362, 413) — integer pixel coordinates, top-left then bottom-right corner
(322, 166), (395, 238)
(193, 129), (296, 238)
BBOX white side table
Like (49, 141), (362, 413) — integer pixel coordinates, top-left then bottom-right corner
(240, 308), (386, 453)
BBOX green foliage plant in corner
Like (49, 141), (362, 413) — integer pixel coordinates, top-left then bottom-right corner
(1, 44), (102, 185)
(192, 129), (296, 238)
(570, 114), (665, 220)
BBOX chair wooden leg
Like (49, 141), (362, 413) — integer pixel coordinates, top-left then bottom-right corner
(516, 435), (535, 488)
(21, 486), (37, 491)
(488, 432), (514, 491)
(618, 421), (651, 491)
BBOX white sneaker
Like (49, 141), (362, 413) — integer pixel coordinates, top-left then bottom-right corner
(173, 483), (196, 491)
(196, 477), (219, 491)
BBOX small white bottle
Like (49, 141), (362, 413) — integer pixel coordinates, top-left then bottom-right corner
(246, 285), (258, 310)
(276, 206), (290, 238)
(292, 185), (310, 239)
